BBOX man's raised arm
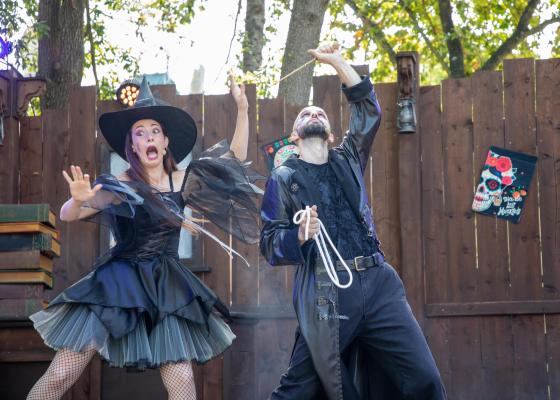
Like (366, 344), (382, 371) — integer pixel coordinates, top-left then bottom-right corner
(309, 42), (382, 172)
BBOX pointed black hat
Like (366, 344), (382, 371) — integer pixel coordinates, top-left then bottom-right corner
(99, 76), (197, 162)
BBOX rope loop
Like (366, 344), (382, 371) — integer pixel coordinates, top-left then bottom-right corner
(293, 206), (353, 289)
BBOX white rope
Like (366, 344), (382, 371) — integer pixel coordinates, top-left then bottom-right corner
(293, 206), (353, 289)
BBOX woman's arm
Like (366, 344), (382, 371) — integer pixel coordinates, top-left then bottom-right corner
(228, 71), (249, 161)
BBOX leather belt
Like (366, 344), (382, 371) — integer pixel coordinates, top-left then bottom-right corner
(316, 252), (385, 272)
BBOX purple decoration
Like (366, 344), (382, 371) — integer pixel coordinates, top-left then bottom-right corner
(0, 37), (13, 59)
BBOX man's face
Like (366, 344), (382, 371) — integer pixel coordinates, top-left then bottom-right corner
(291, 106), (332, 142)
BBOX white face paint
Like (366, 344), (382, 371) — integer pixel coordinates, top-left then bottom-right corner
(472, 169), (504, 211)
(292, 106), (331, 139)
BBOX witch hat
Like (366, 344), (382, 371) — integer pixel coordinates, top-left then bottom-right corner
(99, 76), (197, 163)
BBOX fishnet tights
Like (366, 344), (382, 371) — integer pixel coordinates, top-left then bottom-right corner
(27, 348), (96, 400)
(27, 349), (197, 400)
(160, 362), (197, 400)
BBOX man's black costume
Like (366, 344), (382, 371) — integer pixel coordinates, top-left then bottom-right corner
(260, 76), (446, 399)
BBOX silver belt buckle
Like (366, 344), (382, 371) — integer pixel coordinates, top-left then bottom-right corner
(354, 255), (365, 271)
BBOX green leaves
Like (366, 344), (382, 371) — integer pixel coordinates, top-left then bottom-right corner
(329, 0), (560, 82)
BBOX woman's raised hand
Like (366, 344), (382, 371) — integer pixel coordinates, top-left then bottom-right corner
(228, 71), (248, 111)
(62, 165), (103, 204)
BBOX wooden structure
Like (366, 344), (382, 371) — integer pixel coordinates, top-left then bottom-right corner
(0, 57), (559, 399)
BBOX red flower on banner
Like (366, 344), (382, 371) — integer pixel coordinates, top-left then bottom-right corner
(502, 176), (513, 185)
(486, 156), (498, 167)
(496, 157), (512, 172)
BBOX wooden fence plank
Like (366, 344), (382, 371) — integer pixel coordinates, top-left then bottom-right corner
(0, 116), (20, 203)
(254, 319), (298, 399)
(150, 84), (177, 103)
(536, 57), (560, 400)
(231, 84), (259, 308)
(441, 78), (482, 398)
(472, 71), (509, 301)
(67, 85), (100, 400)
(224, 321), (256, 400)
(41, 108), (70, 301)
(175, 93), (204, 280)
(546, 315), (560, 399)
(503, 59), (541, 301)
(503, 59), (547, 399)
(419, 84), (451, 388)
(472, 70), (515, 400)
(395, 78), (425, 319)
(442, 78), (476, 302)
(202, 93), (237, 400)
(257, 97), (289, 307)
(479, 316), (515, 399)
(225, 84), (259, 400)
(19, 117), (43, 203)
(372, 83), (401, 271)
(255, 97), (298, 397)
(512, 315), (548, 399)
(536, 58), (560, 300)
(174, 91), (206, 397)
(67, 86), (99, 289)
(420, 85), (446, 305)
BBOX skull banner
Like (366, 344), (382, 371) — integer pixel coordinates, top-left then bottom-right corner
(472, 146), (537, 223)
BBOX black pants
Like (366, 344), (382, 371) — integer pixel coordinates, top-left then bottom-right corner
(269, 262), (447, 400)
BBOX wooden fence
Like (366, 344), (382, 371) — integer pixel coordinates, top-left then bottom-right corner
(0, 57), (559, 399)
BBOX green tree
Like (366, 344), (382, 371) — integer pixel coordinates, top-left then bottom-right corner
(330, 0), (560, 83)
(5, 0), (203, 106)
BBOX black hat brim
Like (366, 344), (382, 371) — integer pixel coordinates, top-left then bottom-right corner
(99, 105), (197, 163)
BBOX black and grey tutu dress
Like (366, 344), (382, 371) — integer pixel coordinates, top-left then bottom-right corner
(30, 141), (262, 370)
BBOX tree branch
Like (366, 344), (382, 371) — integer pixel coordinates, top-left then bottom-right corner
(525, 16), (560, 37)
(346, 0), (397, 64)
(398, 0), (450, 73)
(85, 0), (99, 94)
(437, 0), (465, 77)
(480, 0), (542, 71)
(225, 0), (242, 66)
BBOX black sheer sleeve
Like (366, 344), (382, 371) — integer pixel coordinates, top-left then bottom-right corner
(182, 140), (264, 244)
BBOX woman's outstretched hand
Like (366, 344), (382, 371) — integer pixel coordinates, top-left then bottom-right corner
(228, 71), (248, 111)
(62, 165), (102, 204)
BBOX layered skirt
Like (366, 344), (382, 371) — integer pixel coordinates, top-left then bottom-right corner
(30, 255), (235, 369)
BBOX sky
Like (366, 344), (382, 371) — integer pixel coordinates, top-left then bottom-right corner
(83, 0), (341, 95)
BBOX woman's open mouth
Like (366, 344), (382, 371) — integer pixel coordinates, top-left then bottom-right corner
(146, 145), (159, 161)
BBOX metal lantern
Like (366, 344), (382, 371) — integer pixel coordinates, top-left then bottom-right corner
(396, 52), (419, 134)
(116, 79), (141, 107)
(396, 98), (417, 134)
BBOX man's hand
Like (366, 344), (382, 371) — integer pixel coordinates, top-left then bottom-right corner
(297, 205), (319, 245)
(308, 41), (360, 87)
(308, 42), (343, 66)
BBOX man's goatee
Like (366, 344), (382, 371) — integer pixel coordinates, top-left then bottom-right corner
(299, 123), (329, 140)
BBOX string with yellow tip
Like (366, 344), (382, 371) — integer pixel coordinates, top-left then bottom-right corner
(238, 41), (341, 86)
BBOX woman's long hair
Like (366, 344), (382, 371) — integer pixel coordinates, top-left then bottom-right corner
(123, 121), (199, 233)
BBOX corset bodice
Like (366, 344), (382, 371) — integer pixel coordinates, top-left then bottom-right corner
(115, 191), (184, 260)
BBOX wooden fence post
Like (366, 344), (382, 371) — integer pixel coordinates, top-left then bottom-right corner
(395, 52), (424, 319)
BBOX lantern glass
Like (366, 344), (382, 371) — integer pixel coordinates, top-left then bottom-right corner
(396, 98), (417, 134)
(116, 80), (141, 108)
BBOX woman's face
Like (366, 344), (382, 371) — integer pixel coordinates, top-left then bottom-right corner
(130, 119), (169, 167)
